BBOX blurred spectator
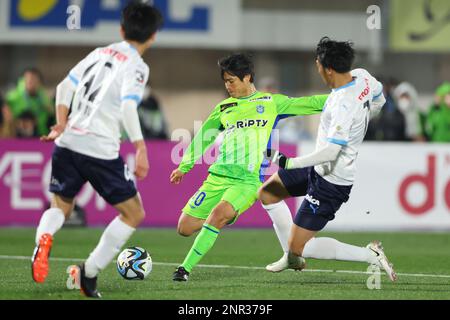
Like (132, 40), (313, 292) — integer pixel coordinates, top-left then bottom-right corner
(393, 82), (425, 142)
(257, 76), (313, 143)
(1, 93), (15, 137)
(422, 82), (450, 142)
(15, 111), (38, 138)
(6, 67), (53, 137)
(366, 77), (407, 141)
(258, 76), (280, 94)
(138, 91), (168, 139)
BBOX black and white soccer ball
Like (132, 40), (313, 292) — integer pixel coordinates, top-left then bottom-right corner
(116, 247), (152, 280)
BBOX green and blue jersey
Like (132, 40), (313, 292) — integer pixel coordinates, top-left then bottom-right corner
(179, 91), (328, 182)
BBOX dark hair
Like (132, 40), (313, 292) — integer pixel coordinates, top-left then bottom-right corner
(121, 1), (163, 43)
(316, 37), (355, 73)
(218, 53), (255, 83)
(18, 111), (36, 121)
(23, 67), (44, 83)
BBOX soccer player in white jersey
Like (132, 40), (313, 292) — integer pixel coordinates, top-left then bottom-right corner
(260, 37), (397, 281)
(31, 1), (163, 298)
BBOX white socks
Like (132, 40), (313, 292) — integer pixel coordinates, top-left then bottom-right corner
(302, 237), (378, 264)
(35, 208), (65, 245)
(84, 216), (135, 278)
(262, 201), (293, 253)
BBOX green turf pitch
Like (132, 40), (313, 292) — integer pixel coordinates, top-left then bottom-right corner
(0, 228), (449, 300)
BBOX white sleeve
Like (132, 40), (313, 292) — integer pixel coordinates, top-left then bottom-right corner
(326, 98), (354, 146)
(120, 62), (149, 142)
(370, 78), (385, 119)
(370, 92), (386, 119)
(286, 143), (341, 169)
(120, 62), (149, 105)
(121, 99), (144, 142)
(55, 77), (76, 108)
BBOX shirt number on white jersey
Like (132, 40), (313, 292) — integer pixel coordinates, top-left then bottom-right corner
(76, 61), (113, 117)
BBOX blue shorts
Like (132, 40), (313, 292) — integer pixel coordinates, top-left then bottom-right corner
(278, 167), (352, 231)
(49, 146), (137, 205)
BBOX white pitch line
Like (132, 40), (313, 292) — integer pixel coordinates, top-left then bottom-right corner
(1, 255), (450, 279)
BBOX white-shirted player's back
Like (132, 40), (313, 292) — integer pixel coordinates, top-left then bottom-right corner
(315, 68), (384, 185)
(56, 41), (149, 160)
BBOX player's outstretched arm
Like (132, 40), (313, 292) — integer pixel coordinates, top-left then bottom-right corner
(175, 106), (222, 179)
(273, 93), (329, 117)
(40, 77), (74, 142)
(265, 143), (342, 170)
(263, 149), (289, 169)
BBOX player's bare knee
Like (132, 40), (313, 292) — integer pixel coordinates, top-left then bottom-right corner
(177, 224), (193, 237)
(51, 195), (75, 218)
(257, 187), (271, 205)
(123, 208), (145, 227)
(209, 209), (234, 229)
(134, 208), (146, 225)
(258, 185), (279, 205)
(59, 207), (73, 218)
(257, 186), (267, 202)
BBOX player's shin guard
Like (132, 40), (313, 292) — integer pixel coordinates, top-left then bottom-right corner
(262, 201), (293, 253)
(181, 224), (220, 273)
(35, 208), (65, 245)
(84, 216), (135, 278)
(302, 237), (377, 264)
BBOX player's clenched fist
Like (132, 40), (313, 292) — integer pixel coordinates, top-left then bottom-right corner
(263, 149), (289, 169)
(170, 169), (185, 184)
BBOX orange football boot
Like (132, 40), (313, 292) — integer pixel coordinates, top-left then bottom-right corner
(31, 233), (53, 283)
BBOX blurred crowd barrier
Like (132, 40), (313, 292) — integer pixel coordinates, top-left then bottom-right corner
(1, 139), (449, 231)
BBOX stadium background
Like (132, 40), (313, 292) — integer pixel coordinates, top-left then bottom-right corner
(1, 0), (449, 230)
(0, 0), (450, 301)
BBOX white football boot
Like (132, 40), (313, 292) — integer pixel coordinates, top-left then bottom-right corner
(367, 240), (397, 282)
(266, 252), (306, 272)
(66, 265), (80, 290)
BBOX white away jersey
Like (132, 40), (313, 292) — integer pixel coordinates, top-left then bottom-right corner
(314, 68), (384, 185)
(56, 41), (149, 159)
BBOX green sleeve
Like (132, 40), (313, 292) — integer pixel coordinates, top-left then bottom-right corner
(178, 105), (223, 174)
(273, 94), (328, 116)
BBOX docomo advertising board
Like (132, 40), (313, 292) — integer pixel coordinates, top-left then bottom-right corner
(299, 142), (450, 231)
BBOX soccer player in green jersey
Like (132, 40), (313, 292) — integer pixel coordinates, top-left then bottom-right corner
(170, 53), (328, 281)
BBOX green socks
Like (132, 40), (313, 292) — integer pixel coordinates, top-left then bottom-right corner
(181, 224), (220, 272)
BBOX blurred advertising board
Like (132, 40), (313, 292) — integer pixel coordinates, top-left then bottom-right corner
(0, 0), (378, 50)
(390, 0), (450, 52)
(0, 139), (295, 227)
(300, 142), (450, 231)
(2, 139), (449, 230)
(0, 0), (241, 48)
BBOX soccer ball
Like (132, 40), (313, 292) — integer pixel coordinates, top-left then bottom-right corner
(116, 247), (152, 280)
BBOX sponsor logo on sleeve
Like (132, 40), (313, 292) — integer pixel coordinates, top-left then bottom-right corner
(136, 70), (145, 84)
(220, 102), (238, 112)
